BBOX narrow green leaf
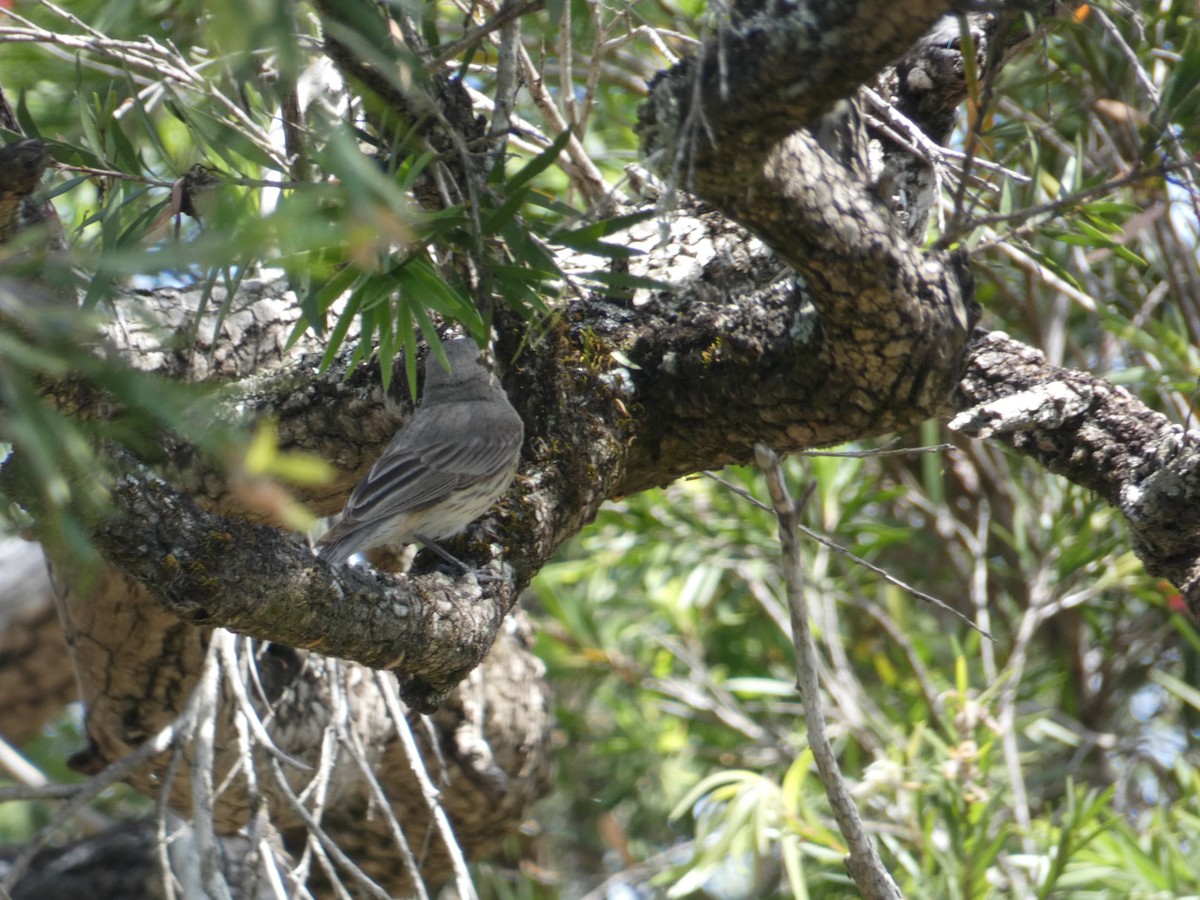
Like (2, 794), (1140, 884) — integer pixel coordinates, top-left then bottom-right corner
(1081, 211), (1123, 235)
(482, 184), (532, 235)
(377, 294), (395, 393)
(504, 128), (572, 195)
(315, 263), (363, 317)
(554, 209), (656, 244)
(397, 300), (419, 402)
(319, 289), (363, 373)
(122, 70), (173, 165)
(396, 258), (486, 339)
(552, 237), (642, 259)
(579, 270), (672, 291)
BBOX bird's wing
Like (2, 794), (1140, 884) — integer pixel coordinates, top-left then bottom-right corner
(340, 403), (522, 523)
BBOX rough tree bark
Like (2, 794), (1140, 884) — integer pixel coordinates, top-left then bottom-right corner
(3, 0), (1198, 895)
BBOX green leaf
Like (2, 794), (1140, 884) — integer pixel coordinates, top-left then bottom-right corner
(1081, 211), (1123, 236)
(161, 84), (279, 171)
(1158, 29), (1200, 129)
(316, 265), (363, 315)
(393, 257), (487, 340)
(121, 70), (173, 166)
(503, 127), (572, 195)
(482, 130), (572, 234)
(396, 301), (419, 402)
(553, 237), (642, 260)
(319, 289), (363, 374)
(553, 210), (656, 246)
(578, 270), (672, 291)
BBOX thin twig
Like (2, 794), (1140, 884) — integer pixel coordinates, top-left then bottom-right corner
(995, 567), (1052, 860)
(0, 732), (113, 837)
(485, 12), (521, 171)
(2, 7), (287, 170)
(222, 636), (290, 900)
(376, 673), (480, 900)
(190, 640), (235, 900)
(753, 443), (902, 900)
(971, 500), (996, 683)
(861, 86), (1030, 185)
(267, 757), (392, 900)
(495, 5), (613, 207)
(338, 699), (430, 900)
(559, 0), (574, 131)
(0, 693), (198, 891)
(0, 782), (82, 802)
(288, 668), (352, 896)
(987, 239), (1098, 312)
(702, 469), (993, 639)
(217, 632), (313, 772)
(155, 730), (188, 900)
(429, 0), (544, 70)
(947, 13), (1008, 239)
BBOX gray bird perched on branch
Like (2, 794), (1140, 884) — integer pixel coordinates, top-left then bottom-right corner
(317, 338), (524, 567)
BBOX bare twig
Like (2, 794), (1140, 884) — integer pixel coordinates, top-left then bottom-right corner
(987, 239), (1098, 312)
(558, 0), (575, 131)
(702, 469), (992, 638)
(267, 754), (391, 900)
(190, 641), (234, 900)
(753, 443), (902, 900)
(0, 736), (109, 834)
(429, 0), (544, 70)
(971, 500), (996, 682)
(486, 12), (522, 171)
(1, 7), (287, 170)
(862, 87), (1030, 186)
(217, 633), (313, 771)
(0, 782), (82, 802)
(947, 13), (1009, 238)
(337, 700), (429, 900)
(376, 672), (479, 900)
(156, 732), (188, 900)
(0, 693), (198, 892)
(478, 0), (610, 208)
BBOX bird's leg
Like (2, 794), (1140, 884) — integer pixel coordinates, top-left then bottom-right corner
(414, 535), (501, 583)
(415, 535), (470, 571)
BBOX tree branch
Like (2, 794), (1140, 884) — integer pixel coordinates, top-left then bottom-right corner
(636, 0), (956, 186)
(91, 470), (514, 712)
(950, 328), (1200, 610)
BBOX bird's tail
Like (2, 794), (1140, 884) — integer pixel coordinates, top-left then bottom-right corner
(315, 519), (357, 564)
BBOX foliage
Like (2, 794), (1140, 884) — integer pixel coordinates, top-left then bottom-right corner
(532, 447), (1200, 897)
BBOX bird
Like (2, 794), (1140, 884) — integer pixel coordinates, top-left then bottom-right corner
(317, 338), (524, 567)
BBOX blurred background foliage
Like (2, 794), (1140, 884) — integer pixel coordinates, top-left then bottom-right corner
(1, 0), (1199, 897)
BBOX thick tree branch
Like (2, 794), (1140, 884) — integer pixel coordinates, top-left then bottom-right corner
(951, 329), (1200, 610)
(636, 7), (983, 451)
(91, 472), (515, 712)
(636, 0), (955, 186)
